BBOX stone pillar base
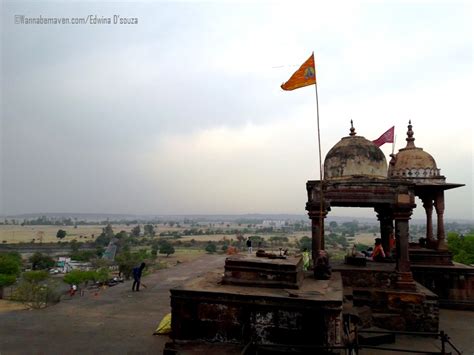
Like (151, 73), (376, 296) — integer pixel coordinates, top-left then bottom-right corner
(437, 239), (448, 251)
(396, 272), (417, 290)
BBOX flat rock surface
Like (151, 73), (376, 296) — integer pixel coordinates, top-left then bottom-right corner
(225, 254), (301, 266)
(175, 270), (342, 303)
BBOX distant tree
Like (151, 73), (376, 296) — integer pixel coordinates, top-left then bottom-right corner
(94, 225), (116, 247)
(269, 236), (288, 247)
(63, 270), (94, 286)
(329, 221), (338, 229)
(94, 233), (111, 247)
(56, 229), (67, 240)
(236, 234), (245, 247)
(115, 252), (141, 279)
(144, 224), (155, 237)
(160, 241), (175, 257)
(205, 242), (217, 254)
(298, 236), (312, 251)
(29, 252), (55, 270)
(0, 253), (21, 299)
(115, 230), (128, 239)
(70, 250), (96, 262)
(249, 235), (264, 243)
(131, 225), (141, 237)
(103, 224), (115, 238)
(151, 245), (158, 258)
(448, 233), (474, 265)
(70, 240), (79, 253)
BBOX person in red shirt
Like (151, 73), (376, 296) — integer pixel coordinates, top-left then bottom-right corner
(388, 232), (396, 257)
(372, 238), (386, 262)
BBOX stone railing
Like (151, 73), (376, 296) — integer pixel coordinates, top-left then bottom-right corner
(390, 168), (441, 178)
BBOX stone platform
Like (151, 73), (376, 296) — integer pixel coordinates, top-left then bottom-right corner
(332, 260), (396, 288)
(411, 262), (474, 310)
(332, 261), (439, 332)
(168, 269), (343, 348)
(222, 254), (304, 289)
(409, 247), (453, 265)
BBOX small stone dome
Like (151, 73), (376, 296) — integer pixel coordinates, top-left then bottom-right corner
(388, 121), (441, 179)
(324, 122), (388, 180)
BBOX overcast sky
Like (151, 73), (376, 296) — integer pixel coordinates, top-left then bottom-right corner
(1, 1), (473, 220)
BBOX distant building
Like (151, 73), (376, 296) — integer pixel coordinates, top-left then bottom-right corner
(57, 257), (92, 273)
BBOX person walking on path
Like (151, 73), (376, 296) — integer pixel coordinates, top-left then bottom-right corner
(132, 262), (146, 292)
(246, 238), (252, 254)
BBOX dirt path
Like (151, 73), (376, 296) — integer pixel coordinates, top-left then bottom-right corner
(0, 254), (226, 355)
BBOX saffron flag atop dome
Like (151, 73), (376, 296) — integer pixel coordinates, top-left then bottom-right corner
(281, 53), (316, 91)
(372, 126), (395, 147)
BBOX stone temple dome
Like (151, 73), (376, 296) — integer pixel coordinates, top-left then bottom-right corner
(324, 121), (388, 180)
(388, 121), (442, 180)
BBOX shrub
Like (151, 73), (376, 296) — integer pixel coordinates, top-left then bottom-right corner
(13, 271), (59, 309)
(29, 252), (55, 270)
(0, 253), (20, 298)
(63, 270), (94, 285)
(115, 252), (142, 279)
(94, 267), (110, 283)
(205, 243), (217, 254)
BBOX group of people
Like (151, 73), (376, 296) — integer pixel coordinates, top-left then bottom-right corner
(362, 233), (396, 262)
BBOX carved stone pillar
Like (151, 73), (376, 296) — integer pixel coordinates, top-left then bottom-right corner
(393, 208), (416, 290)
(376, 208), (393, 255)
(434, 190), (447, 250)
(308, 210), (328, 264)
(421, 196), (434, 247)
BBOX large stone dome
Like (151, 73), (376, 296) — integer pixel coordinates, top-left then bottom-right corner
(388, 121), (441, 179)
(324, 123), (388, 180)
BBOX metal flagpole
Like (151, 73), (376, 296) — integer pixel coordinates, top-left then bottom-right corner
(313, 53), (324, 252)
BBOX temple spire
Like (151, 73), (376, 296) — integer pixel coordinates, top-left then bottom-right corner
(349, 120), (356, 136)
(406, 120), (415, 148)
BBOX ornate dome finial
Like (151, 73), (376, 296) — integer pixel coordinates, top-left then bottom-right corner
(406, 120), (415, 148)
(349, 120), (356, 136)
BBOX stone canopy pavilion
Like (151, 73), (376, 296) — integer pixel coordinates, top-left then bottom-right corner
(306, 121), (472, 307)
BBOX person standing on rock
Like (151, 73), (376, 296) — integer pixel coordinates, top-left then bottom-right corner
(132, 262), (146, 292)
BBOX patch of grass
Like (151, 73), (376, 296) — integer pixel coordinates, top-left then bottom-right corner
(174, 248), (204, 255)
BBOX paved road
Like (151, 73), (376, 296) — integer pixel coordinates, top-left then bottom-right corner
(0, 254), (227, 355)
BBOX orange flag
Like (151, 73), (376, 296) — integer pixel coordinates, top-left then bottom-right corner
(281, 53), (316, 91)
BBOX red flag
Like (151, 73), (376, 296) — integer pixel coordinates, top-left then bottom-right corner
(372, 126), (395, 147)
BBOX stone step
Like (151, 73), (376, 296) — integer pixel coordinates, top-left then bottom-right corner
(358, 327), (396, 346)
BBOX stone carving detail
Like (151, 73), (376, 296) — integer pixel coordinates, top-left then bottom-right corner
(390, 168), (441, 178)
